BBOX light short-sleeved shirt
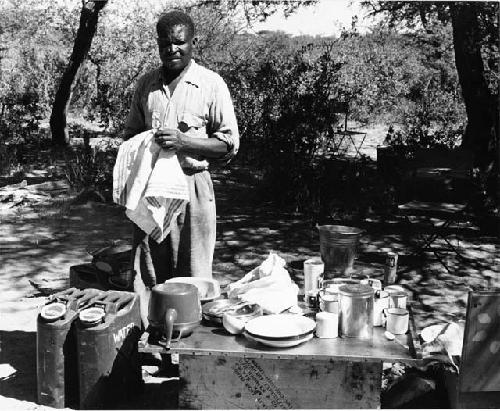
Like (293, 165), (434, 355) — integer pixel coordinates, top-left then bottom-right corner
(123, 60), (239, 169)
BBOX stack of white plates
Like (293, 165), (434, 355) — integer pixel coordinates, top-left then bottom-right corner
(244, 314), (316, 348)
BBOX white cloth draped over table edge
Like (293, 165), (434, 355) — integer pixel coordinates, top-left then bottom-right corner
(112, 130), (189, 243)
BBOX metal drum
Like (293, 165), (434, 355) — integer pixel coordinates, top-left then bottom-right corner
(339, 284), (374, 339)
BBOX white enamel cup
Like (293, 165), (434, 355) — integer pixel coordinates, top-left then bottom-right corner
(384, 307), (409, 335)
(315, 312), (338, 338)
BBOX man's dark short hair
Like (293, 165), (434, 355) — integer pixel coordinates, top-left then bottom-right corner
(157, 10), (195, 38)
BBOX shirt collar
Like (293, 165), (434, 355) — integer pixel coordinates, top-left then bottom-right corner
(157, 59), (200, 88)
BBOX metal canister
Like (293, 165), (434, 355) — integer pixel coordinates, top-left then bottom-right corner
(383, 252), (398, 286)
(339, 284), (374, 339)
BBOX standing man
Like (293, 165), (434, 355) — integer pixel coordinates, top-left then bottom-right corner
(123, 10), (239, 292)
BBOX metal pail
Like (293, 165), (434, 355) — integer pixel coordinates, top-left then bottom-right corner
(317, 225), (363, 279)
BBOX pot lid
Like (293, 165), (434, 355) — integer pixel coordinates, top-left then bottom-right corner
(338, 283), (374, 297)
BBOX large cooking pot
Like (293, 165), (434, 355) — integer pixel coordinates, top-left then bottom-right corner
(148, 282), (201, 348)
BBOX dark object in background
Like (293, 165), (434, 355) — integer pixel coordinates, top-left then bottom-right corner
(70, 242), (135, 291)
(90, 242), (132, 275)
(382, 369), (450, 409)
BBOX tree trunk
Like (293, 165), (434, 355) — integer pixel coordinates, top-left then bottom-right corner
(49, 0), (108, 146)
(450, 3), (498, 174)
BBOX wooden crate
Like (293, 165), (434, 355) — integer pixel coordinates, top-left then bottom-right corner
(179, 356), (381, 409)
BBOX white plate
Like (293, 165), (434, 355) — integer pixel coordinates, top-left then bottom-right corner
(244, 331), (313, 348)
(244, 314), (316, 339)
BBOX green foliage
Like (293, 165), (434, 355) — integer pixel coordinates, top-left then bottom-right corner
(0, 0), (78, 143)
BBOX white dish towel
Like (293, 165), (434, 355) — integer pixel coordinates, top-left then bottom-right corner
(113, 130), (189, 243)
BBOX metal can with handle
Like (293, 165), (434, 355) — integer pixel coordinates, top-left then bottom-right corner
(339, 284), (374, 339)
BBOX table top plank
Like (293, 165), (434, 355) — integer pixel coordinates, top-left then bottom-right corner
(140, 322), (422, 364)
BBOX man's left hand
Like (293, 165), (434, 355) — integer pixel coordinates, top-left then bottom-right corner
(154, 128), (187, 152)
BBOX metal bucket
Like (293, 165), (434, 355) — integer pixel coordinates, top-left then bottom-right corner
(318, 225), (363, 279)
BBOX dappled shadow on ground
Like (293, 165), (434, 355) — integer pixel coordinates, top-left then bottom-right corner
(0, 201), (133, 309)
(0, 163), (497, 409)
(0, 164), (498, 333)
(211, 164), (499, 330)
(0, 330), (37, 403)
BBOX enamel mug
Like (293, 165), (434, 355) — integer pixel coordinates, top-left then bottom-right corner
(384, 307), (409, 335)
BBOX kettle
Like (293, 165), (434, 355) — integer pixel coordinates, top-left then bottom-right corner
(148, 282), (201, 348)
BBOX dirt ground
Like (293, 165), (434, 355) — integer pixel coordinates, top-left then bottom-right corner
(1, 128), (498, 409)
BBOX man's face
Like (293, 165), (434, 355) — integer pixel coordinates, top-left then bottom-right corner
(157, 24), (195, 74)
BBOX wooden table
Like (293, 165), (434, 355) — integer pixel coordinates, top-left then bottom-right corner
(140, 312), (421, 409)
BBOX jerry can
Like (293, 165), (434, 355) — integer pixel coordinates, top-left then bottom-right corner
(76, 290), (142, 409)
(36, 287), (103, 408)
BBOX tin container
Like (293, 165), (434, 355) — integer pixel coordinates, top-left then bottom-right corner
(383, 252), (398, 286)
(339, 284), (374, 339)
(303, 258), (324, 295)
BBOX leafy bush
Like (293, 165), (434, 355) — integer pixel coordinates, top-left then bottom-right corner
(1, 1), (482, 213)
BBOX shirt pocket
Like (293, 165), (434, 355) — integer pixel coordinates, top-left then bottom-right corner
(178, 112), (207, 138)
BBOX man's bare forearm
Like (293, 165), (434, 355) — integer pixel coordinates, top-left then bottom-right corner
(179, 134), (229, 158)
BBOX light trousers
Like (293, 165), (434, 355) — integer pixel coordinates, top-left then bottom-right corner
(132, 170), (216, 326)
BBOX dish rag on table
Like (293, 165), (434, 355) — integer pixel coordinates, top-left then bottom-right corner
(113, 130), (189, 243)
(227, 252), (300, 314)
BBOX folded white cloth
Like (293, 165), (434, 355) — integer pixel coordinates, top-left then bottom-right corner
(239, 283), (299, 315)
(113, 130), (189, 243)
